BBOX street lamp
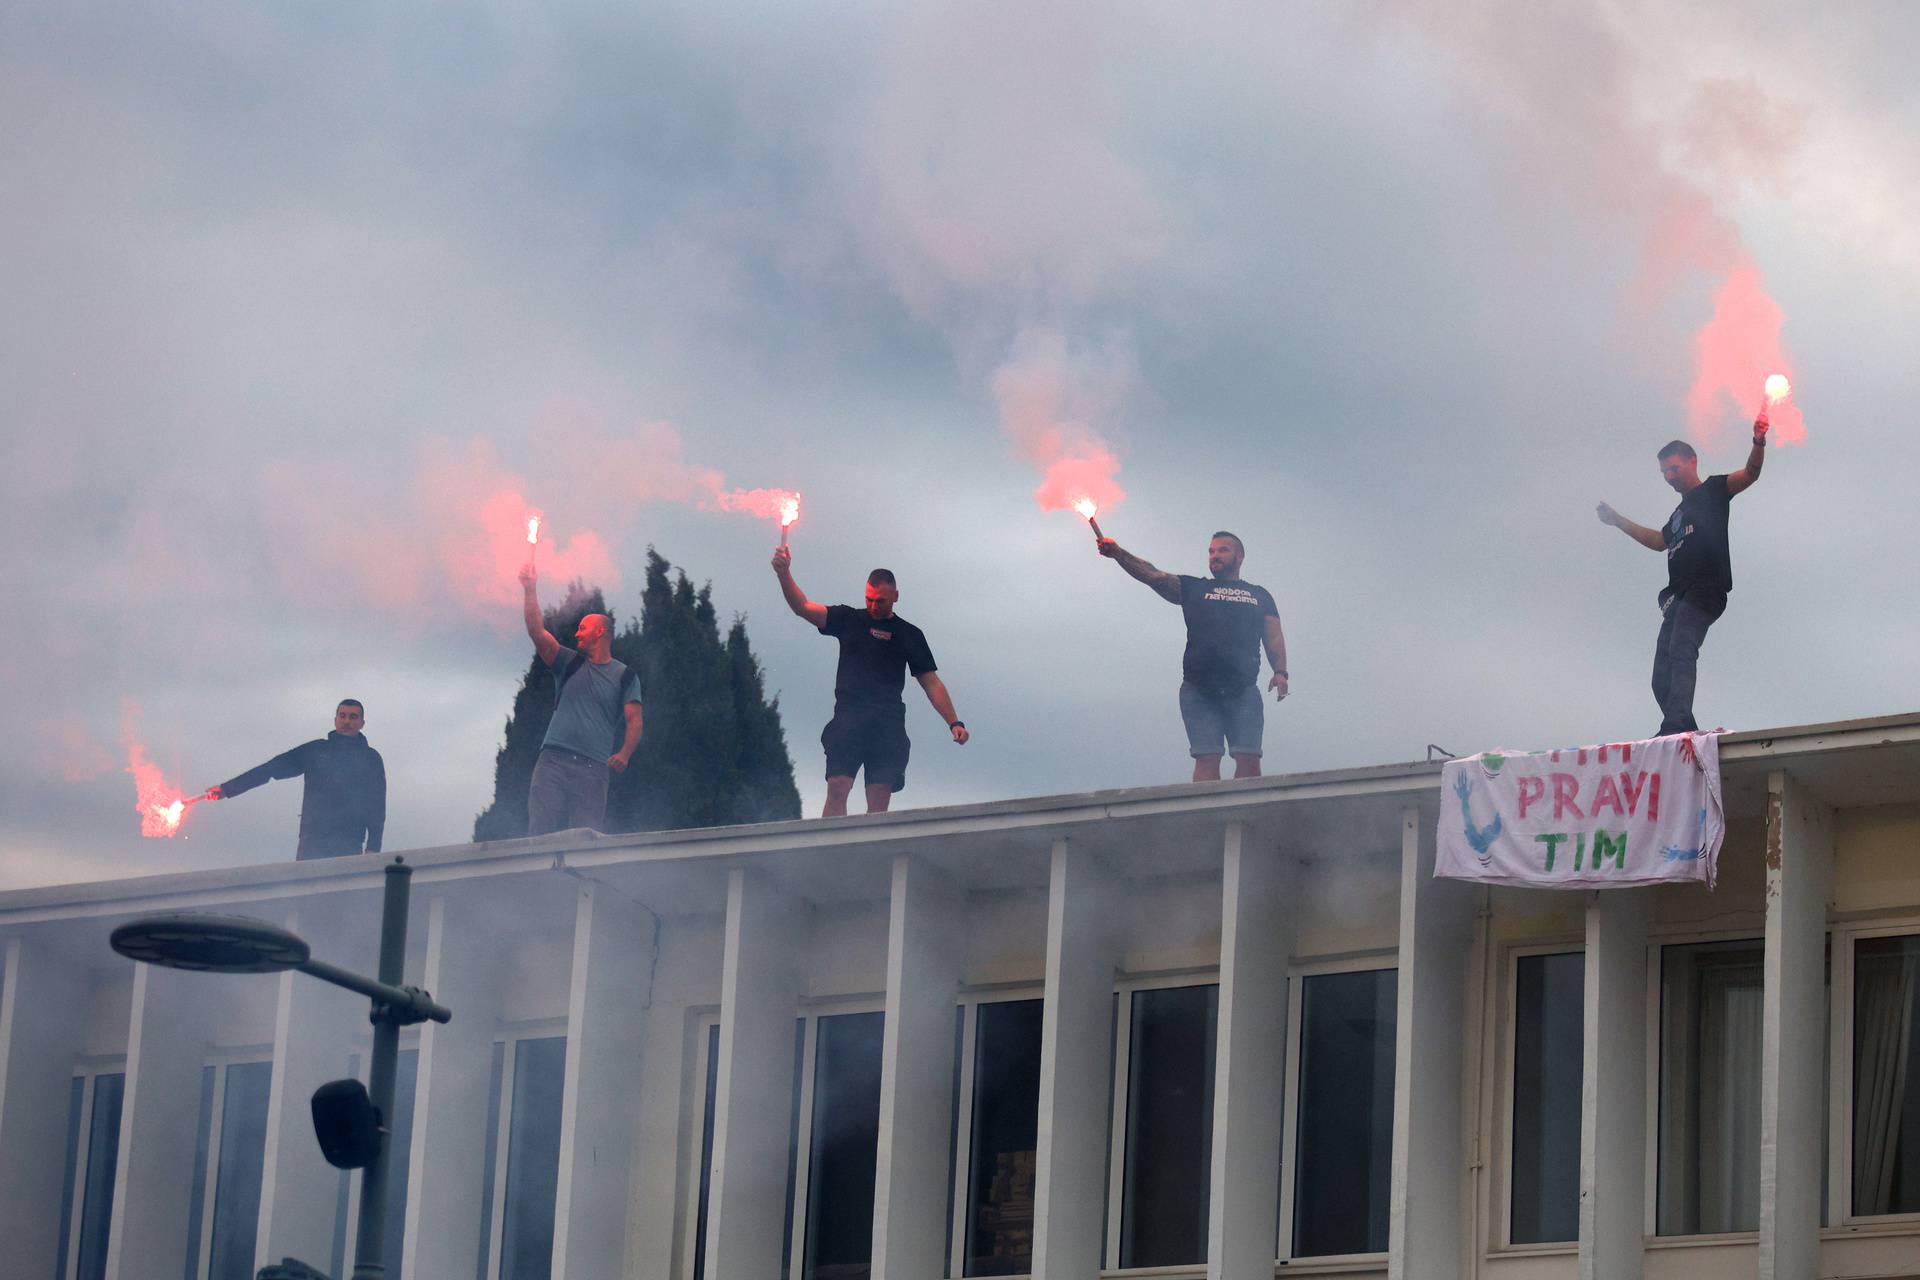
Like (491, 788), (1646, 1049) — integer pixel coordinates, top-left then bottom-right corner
(109, 857), (450, 1280)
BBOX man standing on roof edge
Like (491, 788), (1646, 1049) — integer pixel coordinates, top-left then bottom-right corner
(1098, 529), (1288, 782)
(202, 699), (386, 859)
(518, 562), (643, 835)
(1597, 403), (1771, 736)
(772, 544), (968, 817)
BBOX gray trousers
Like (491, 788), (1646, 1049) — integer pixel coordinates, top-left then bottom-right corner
(527, 747), (610, 836)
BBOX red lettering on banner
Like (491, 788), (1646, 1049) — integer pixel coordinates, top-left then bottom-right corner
(1552, 773), (1584, 820)
(1518, 776), (1545, 819)
(1647, 772), (1661, 822)
(1619, 771), (1646, 815)
(1590, 774), (1624, 817)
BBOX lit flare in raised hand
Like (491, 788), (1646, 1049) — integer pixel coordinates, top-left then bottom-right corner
(779, 494), (800, 547)
(1073, 497), (1105, 541)
(1764, 373), (1791, 404)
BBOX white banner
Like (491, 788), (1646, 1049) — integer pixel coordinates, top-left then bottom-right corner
(1435, 732), (1724, 889)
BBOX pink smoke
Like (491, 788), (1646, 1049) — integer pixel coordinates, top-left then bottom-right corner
(991, 329), (1130, 514)
(1686, 262), (1805, 446)
(122, 702), (192, 838)
(712, 486), (802, 524)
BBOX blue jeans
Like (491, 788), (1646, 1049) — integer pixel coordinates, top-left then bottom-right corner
(1652, 587), (1726, 736)
(1179, 681), (1264, 758)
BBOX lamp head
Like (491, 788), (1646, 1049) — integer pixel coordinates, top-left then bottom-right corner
(110, 913), (311, 973)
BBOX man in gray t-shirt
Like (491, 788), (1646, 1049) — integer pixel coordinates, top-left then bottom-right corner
(518, 563), (643, 835)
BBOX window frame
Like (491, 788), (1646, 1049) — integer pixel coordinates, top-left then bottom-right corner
(478, 1018), (569, 1280)
(1101, 968), (1220, 1273)
(58, 1055), (128, 1280)
(1496, 942), (1586, 1253)
(945, 986), (1046, 1279)
(332, 1027), (423, 1270)
(787, 996), (886, 1280)
(1832, 917), (1920, 1228)
(679, 1011), (722, 1280)
(1276, 951), (1398, 1266)
(189, 1046), (275, 1280)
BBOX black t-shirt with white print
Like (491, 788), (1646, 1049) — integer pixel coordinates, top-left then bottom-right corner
(1177, 575), (1279, 692)
(819, 604), (937, 708)
(1663, 474), (1735, 604)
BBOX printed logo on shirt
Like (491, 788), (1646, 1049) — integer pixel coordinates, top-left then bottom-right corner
(1202, 585), (1261, 605)
(869, 628), (893, 641)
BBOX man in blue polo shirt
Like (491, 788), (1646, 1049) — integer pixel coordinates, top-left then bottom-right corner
(518, 563), (644, 834)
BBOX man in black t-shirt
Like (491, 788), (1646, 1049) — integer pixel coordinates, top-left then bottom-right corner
(772, 545), (969, 816)
(1098, 530), (1289, 781)
(1597, 406), (1770, 735)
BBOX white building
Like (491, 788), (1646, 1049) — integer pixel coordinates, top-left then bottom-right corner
(4, 711), (1920, 1280)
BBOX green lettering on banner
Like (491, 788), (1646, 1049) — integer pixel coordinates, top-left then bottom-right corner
(1535, 832), (1568, 872)
(1593, 830), (1627, 870)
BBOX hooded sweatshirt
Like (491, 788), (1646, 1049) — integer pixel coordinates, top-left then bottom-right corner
(220, 730), (386, 859)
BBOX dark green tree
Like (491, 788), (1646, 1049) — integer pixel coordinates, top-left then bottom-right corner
(473, 551), (800, 839)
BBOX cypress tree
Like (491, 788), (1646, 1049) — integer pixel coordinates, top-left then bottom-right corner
(472, 551), (800, 840)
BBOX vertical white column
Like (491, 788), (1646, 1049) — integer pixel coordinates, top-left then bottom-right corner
(1208, 823), (1294, 1280)
(552, 881), (658, 1280)
(0, 936), (92, 1275)
(1578, 890), (1649, 1280)
(1031, 837), (1122, 1280)
(1388, 806), (1475, 1280)
(256, 908), (367, 1269)
(704, 869), (807, 1280)
(1758, 770), (1834, 1280)
(403, 894), (504, 1280)
(105, 962), (224, 1280)
(620, 954), (695, 1280)
(871, 854), (965, 1280)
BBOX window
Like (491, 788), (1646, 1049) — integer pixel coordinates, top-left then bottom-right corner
(56, 1067), (125, 1280)
(1510, 952), (1583, 1245)
(1110, 982), (1218, 1269)
(1852, 934), (1920, 1216)
(1289, 967), (1396, 1259)
(954, 998), (1043, 1277)
(184, 1058), (274, 1280)
(804, 1011), (886, 1280)
(687, 1010), (882, 1280)
(478, 1034), (568, 1280)
(1657, 939), (1763, 1235)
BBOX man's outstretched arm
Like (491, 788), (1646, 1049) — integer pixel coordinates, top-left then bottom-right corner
(915, 672), (970, 743)
(208, 742), (311, 801)
(1596, 503), (1667, 552)
(1727, 409), (1769, 496)
(519, 564), (561, 664)
(1096, 538), (1182, 604)
(772, 545), (829, 628)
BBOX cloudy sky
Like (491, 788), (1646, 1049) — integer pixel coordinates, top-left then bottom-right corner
(5, 1), (1917, 889)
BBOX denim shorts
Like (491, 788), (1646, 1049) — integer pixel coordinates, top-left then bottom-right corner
(1178, 681), (1264, 759)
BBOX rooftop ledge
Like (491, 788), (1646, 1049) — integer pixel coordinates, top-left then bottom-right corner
(8, 710), (1920, 919)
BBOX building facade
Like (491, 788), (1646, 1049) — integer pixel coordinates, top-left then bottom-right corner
(3, 713), (1920, 1280)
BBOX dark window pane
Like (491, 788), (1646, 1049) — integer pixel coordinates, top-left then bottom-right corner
(475, 1041), (506, 1280)
(1293, 969), (1396, 1257)
(500, 1036), (568, 1280)
(946, 1005), (963, 1278)
(1657, 940), (1762, 1235)
(694, 1024), (721, 1280)
(1854, 935), (1920, 1216)
(782, 1018), (804, 1280)
(56, 1075), (84, 1280)
(804, 1011), (885, 1280)
(966, 1000), (1043, 1276)
(334, 1052), (361, 1280)
(1119, 984), (1218, 1269)
(75, 1072), (125, 1280)
(383, 1047), (420, 1274)
(208, 1061), (273, 1280)
(1511, 954), (1584, 1244)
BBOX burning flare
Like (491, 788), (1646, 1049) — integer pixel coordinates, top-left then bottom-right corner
(126, 736), (197, 838)
(1764, 373), (1791, 403)
(779, 495), (801, 529)
(526, 513), (541, 544)
(1072, 497), (1098, 521)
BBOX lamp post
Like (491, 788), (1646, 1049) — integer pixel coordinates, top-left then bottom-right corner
(110, 857), (450, 1280)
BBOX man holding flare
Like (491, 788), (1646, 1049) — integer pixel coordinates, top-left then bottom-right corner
(772, 543), (968, 817)
(1597, 384), (1778, 736)
(1096, 526), (1288, 781)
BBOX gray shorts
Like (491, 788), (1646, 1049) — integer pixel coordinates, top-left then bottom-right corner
(1179, 681), (1264, 759)
(527, 746), (610, 835)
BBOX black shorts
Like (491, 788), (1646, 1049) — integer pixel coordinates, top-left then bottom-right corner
(822, 703), (910, 792)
